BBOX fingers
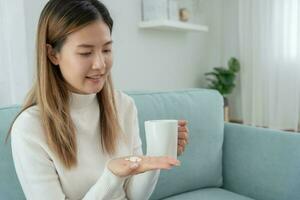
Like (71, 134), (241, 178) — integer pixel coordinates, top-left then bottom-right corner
(143, 156), (180, 171)
(178, 120), (188, 127)
(177, 145), (184, 156)
(158, 156), (181, 169)
(178, 143), (185, 152)
(178, 138), (187, 146)
(177, 135), (187, 156)
(178, 126), (189, 132)
(178, 131), (189, 141)
(178, 122), (189, 145)
(178, 131), (189, 154)
(178, 119), (189, 150)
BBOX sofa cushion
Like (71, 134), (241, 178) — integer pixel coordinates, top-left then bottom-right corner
(162, 188), (254, 200)
(0, 106), (25, 199)
(126, 89), (224, 200)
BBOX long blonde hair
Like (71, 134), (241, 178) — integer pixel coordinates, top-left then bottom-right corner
(7, 0), (122, 169)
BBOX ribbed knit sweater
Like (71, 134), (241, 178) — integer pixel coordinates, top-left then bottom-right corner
(11, 90), (160, 200)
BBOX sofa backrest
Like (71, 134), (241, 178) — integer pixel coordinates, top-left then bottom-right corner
(0, 106), (25, 199)
(126, 89), (224, 199)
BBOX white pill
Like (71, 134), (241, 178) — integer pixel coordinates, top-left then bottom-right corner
(125, 156), (142, 162)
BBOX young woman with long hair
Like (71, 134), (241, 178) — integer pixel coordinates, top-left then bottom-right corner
(8, 0), (189, 199)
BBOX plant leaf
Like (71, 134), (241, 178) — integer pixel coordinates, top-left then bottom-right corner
(228, 57), (240, 72)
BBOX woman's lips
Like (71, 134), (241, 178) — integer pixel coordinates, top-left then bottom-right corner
(86, 76), (101, 79)
(86, 75), (103, 83)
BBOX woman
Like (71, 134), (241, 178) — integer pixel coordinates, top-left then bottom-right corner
(9, 0), (189, 199)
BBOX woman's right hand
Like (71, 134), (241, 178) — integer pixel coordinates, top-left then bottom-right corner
(107, 155), (181, 178)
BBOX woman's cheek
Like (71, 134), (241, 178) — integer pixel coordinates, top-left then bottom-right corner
(74, 57), (92, 72)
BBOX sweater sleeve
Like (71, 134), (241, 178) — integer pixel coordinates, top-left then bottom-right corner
(124, 99), (160, 200)
(11, 128), (126, 200)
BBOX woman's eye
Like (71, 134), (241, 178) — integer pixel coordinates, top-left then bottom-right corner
(79, 52), (92, 56)
(103, 49), (111, 53)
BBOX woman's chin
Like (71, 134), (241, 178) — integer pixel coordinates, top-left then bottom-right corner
(86, 84), (104, 94)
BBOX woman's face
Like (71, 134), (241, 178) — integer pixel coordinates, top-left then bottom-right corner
(48, 20), (113, 94)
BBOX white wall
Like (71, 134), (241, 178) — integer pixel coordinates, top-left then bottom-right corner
(24, 0), (46, 83)
(24, 0), (224, 90)
(102, 0), (224, 91)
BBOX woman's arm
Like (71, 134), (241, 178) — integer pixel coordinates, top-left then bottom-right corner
(11, 128), (125, 200)
(123, 100), (160, 200)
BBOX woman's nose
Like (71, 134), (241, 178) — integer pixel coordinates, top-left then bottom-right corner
(93, 53), (106, 69)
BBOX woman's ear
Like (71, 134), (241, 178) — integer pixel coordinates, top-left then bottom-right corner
(46, 44), (59, 65)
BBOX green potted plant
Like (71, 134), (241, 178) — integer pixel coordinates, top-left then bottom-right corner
(204, 57), (240, 121)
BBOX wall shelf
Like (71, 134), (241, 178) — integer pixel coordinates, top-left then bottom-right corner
(139, 20), (209, 32)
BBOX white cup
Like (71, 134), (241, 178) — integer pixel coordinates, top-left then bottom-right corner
(144, 120), (178, 159)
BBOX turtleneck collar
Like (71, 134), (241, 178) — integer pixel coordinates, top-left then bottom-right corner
(69, 91), (97, 109)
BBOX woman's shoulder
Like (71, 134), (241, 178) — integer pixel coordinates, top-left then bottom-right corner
(113, 90), (138, 120)
(11, 105), (44, 139)
(114, 90), (136, 108)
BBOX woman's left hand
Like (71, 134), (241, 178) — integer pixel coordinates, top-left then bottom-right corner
(177, 120), (189, 156)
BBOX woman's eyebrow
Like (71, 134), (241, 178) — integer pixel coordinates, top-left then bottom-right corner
(77, 44), (94, 48)
(104, 40), (113, 46)
(77, 40), (113, 48)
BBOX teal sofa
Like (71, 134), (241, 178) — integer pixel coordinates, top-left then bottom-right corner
(1, 89), (300, 200)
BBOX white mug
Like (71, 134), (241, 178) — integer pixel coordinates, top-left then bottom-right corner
(144, 119), (178, 159)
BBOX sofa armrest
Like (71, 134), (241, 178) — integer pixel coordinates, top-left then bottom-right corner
(222, 122), (300, 200)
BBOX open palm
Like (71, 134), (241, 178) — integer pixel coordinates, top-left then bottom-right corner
(107, 155), (180, 178)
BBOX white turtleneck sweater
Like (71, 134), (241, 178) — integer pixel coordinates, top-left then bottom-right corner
(11, 90), (160, 200)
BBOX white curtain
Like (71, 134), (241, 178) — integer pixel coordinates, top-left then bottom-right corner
(0, 1), (31, 107)
(239, 0), (300, 131)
